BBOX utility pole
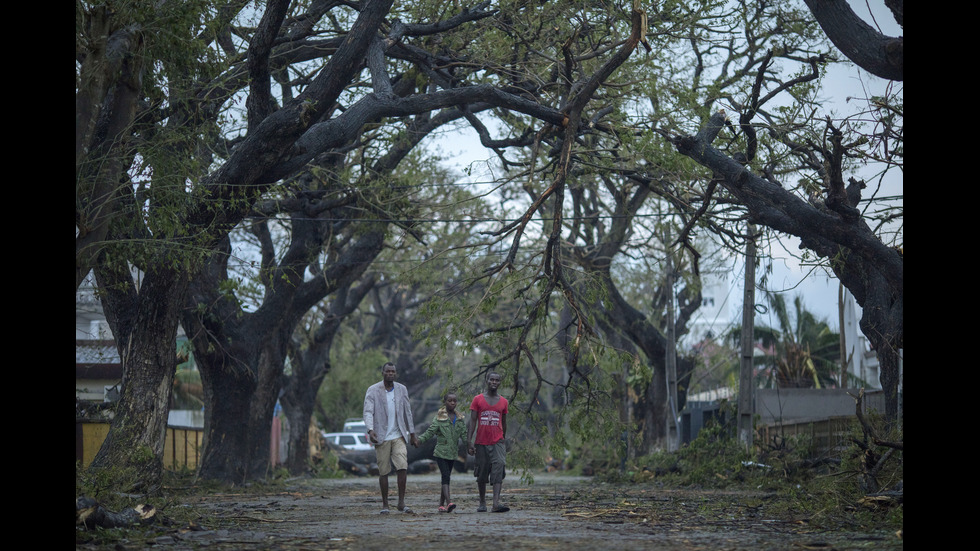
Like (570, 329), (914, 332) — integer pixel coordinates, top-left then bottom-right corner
(665, 249), (679, 451)
(737, 226), (756, 451)
(838, 283), (847, 388)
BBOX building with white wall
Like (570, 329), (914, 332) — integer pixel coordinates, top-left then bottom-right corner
(76, 274), (121, 402)
(681, 269), (736, 349)
(840, 287), (881, 389)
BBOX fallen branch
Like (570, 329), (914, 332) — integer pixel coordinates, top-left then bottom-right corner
(76, 496), (157, 529)
(848, 390), (903, 496)
(858, 485), (904, 507)
(228, 515), (295, 523)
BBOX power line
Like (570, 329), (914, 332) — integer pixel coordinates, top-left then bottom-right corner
(246, 194), (903, 225)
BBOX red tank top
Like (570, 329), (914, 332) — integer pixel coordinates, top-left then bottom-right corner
(470, 394), (508, 445)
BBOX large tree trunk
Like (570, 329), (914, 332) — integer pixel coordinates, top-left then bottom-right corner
(802, 0), (903, 81)
(183, 239), (293, 483)
(186, 225), (385, 483)
(190, 319), (290, 483)
(844, 260), (903, 420)
(281, 390), (318, 475)
(196, 348), (255, 483)
(89, 263), (187, 492)
(639, 361), (670, 452)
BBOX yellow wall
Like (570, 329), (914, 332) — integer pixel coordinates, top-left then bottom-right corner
(77, 422), (111, 467)
(77, 422), (203, 471)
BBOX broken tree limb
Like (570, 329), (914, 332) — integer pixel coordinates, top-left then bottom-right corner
(848, 389), (904, 496)
(849, 389), (904, 448)
(76, 496), (157, 529)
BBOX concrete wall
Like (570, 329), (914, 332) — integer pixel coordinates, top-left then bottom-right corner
(755, 388), (886, 425)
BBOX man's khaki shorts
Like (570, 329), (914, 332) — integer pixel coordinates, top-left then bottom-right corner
(375, 437), (408, 476)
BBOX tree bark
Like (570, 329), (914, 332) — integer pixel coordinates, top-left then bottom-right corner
(188, 305), (298, 482)
(803, 0), (903, 81)
(89, 262), (188, 492)
(185, 224), (385, 483)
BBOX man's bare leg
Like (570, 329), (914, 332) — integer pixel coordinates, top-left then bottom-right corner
(379, 475), (389, 510)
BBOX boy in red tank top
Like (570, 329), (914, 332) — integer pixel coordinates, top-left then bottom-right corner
(467, 371), (510, 513)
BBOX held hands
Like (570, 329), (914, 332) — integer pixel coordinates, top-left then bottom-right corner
(410, 435), (420, 448)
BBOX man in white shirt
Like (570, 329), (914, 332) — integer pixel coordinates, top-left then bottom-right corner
(363, 362), (419, 513)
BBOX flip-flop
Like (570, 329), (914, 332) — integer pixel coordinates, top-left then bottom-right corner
(477, 505), (487, 512)
(380, 509), (390, 514)
(446, 503), (456, 513)
(438, 506), (447, 513)
(400, 507), (413, 514)
(491, 505), (510, 513)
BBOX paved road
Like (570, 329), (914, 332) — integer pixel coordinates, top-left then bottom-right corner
(162, 472), (902, 550)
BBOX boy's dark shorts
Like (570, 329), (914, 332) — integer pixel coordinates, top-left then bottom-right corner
(473, 441), (506, 484)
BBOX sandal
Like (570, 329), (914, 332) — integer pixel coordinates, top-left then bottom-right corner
(438, 506), (447, 513)
(446, 503), (456, 513)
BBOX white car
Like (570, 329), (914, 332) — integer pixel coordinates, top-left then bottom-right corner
(343, 418), (367, 433)
(322, 431), (372, 451)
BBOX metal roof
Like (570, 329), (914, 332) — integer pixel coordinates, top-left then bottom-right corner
(75, 341), (120, 365)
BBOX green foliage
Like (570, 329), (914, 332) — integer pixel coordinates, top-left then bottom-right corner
(76, 461), (134, 508)
(313, 449), (347, 479)
(730, 292), (842, 389)
(587, 409), (902, 533)
(618, 418), (754, 488)
(799, 413), (903, 529)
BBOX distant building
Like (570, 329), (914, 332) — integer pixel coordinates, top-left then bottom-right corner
(76, 275), (121, 403)
(681, 270), (735, 349)
(75, 272), (193, 403)
(840, 287), (881, 390)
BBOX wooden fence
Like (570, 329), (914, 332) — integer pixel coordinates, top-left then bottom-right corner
(755, 416), (857, 458)
(76, 422), (204, 471)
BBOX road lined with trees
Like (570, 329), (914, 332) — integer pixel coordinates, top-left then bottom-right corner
(76, 0), (902, 492)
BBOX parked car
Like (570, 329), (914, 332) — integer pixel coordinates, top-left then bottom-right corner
(322, 431), (372, 451)
(343, 417), (367, 433)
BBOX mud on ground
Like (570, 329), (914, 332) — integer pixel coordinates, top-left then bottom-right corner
(79, 472), (903, 550)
